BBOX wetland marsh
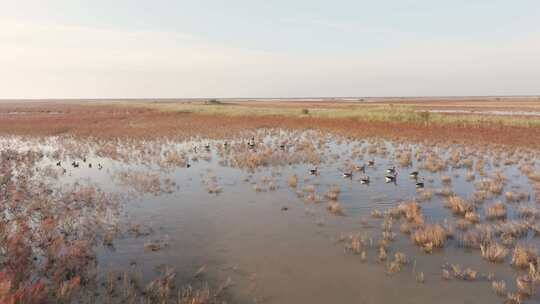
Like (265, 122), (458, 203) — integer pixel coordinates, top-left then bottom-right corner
(2, 108), (540, 303)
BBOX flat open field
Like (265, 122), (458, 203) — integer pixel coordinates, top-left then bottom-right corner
(1, 99), (540, 146)
(2, 99), (540, 304)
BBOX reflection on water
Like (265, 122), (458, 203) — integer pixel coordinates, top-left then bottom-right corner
(1, 130), (540, 303)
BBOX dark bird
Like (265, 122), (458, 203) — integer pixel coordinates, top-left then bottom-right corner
(385, 172), (397, 183)
(360, 175), (370, 184)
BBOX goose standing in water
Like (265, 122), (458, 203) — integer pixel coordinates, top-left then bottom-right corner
(309, 167), (318, 175)
(415, 179), (425, 189)
(385, 172), (398, 183)
(367, 160), (375, 166)
(343, 171), (353, 179)
(248, 137), (256, 149)
(360, 175), (370, 184)
(386, 166), (396, 174)
(409, 171), (419, 179)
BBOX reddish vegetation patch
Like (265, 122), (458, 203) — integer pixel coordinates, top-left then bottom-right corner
(0, 102), (539, 148)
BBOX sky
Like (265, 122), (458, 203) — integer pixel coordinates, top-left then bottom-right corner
(1, 0), (540, 98)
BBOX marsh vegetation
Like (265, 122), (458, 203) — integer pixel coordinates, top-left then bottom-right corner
(2, 101), (540, 303)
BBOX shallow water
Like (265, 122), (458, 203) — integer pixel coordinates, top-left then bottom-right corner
(2, 131), (540, 303)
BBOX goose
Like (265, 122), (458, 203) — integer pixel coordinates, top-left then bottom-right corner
(409, 171), (419, 178)
(279, 144), (286, 150)
(248, 138), (256, 149)
(386, 166), (396, 174)
(97, 163), (103, 170)
(343, 171), (353, 178)
(309, 167), (318, 175)
(88, 163), (92, 168)
(204, 144), (211, 151)
(186, 163), (191, 168)
(360, 176), (370, 184)
(82, 157), (87, 163)
(367, 160), (375, 166)
(385, 172), (397, 183)
(56, 161), (61, 167)
(415, 180), (425, 189)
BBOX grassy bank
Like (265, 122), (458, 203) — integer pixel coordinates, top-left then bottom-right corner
(116, 101), (540, 128)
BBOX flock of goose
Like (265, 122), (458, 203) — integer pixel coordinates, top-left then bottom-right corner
(55, 158), (103, 174)
(308, 161), (425, 189)
(199, 139), (426, 190)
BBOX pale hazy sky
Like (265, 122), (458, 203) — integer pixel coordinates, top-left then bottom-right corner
(1, 0), (540, 98)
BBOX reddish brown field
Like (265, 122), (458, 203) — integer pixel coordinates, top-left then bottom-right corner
(1, 101), (540, 148)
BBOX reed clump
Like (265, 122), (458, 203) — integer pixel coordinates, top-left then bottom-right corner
(485, 202), (507, 220)
(512, 244), (538, 269)
(480, 242), (509, 263)
(445, 196), (474, 216)
(398, 201), (424, 226)
(411, 224), (447, 252)
(491, 280), (507, 297)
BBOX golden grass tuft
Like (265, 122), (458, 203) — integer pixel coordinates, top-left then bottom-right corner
(485, 202), (507, 220)
(441, 175), (452, 184)
(511, 244), (538, 269)
(445, 196), (473, 216)
(516, 275), (535, 298)
(480, 242), (509, 263)
(371, 208), (383, 218)
(398, 201), (424, 226)
(450, 264), (478, 281)
(491, 280), (507, 297)
(288, 175), (298, 188)
(464, 211), (480, 223)
(411, 224), (447, 252)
